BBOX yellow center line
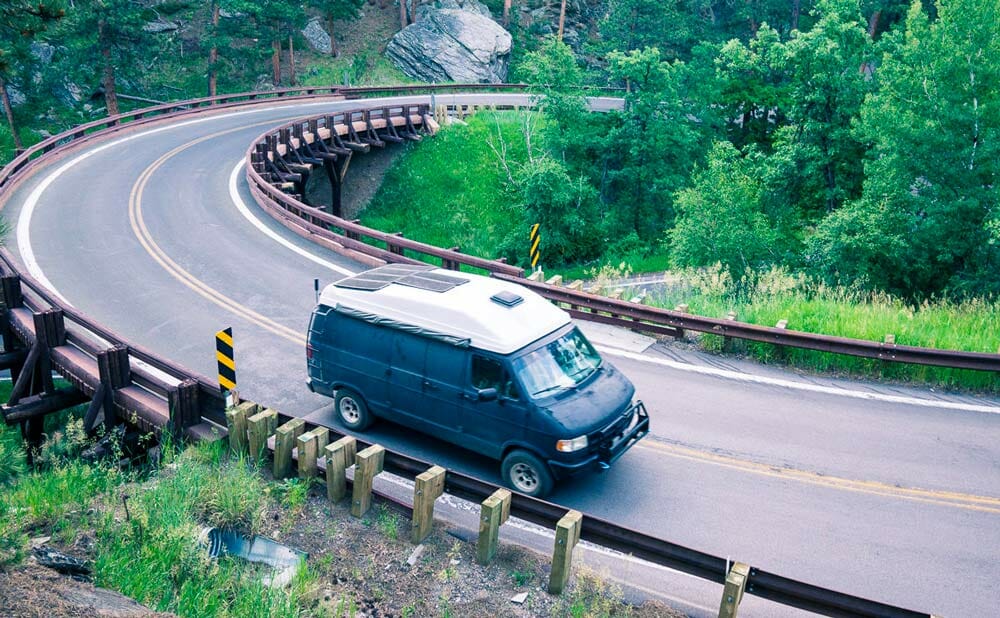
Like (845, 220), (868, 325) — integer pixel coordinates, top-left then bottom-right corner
(128, 122), (306, 347)
(127, 119), (999, 516)
(638, 440), (1000, 514)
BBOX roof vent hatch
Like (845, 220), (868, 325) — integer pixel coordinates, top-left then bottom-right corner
(491, 291), (523, 308)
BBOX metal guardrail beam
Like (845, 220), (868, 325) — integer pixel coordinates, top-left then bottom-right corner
(0, 86), (935, 617)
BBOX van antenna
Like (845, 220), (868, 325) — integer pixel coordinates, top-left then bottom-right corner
(314, 278), (320, 303)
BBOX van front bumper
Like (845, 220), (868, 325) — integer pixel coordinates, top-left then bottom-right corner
(547, 401), (650, 478)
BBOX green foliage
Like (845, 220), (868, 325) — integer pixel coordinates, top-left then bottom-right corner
(811, 0), (1000, 297)
(670, 142), (779, 273)
(649, 264), (1000, 390)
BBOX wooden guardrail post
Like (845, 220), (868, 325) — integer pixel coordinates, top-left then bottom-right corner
(351, 444), (384, 518)
(884, 333), (895, 345)
(476, 488), (511, 565)
(91, 344), (130, 433)
(411, 465), (446, 544)
(0, 275), (25, 385)
(225, 401), (257, 454)
(325, 436), (356, 502)
(566, 279), (583, 291)
(297, 427), (328, 479)
(674, 303), (689, 340)
(723, 311), (737, 352)
(548, 510), (582, 595)
(167, 378), (200, 441)
(246, 408), (277, 463)
(273, 418), (305, 479)
(527, 270), (544, 282)
(718, 562), (750, 618)
(545, 275), (563, 286)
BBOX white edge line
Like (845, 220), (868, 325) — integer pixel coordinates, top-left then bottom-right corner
(597, 346), (1000, 415)
(227, 161), (355, 276)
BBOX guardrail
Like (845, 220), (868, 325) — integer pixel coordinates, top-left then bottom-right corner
(0, 86), (935, 617)
(245, 105), (1000, 375)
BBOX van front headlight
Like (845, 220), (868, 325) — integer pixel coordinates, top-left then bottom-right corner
(556, 435), (588, 453)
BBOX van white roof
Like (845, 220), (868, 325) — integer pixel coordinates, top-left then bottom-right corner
(319, 265), (571, 354)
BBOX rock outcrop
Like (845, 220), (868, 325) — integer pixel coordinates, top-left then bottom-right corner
(386, 0), (511, 84)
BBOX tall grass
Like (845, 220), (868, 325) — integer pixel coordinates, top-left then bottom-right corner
(94, 442), (315, 616)
(644, 265), (1000, 391)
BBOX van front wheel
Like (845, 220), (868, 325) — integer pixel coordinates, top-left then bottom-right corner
(501, 450), (553, 498)
(335, 389), (373, 431)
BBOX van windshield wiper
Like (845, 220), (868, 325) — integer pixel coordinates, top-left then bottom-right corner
(531, 384), (567, 397)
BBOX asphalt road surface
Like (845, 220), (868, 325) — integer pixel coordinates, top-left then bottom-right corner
(2, 94), (998, 617)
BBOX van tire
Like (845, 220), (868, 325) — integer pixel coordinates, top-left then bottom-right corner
(335, 389), (373, 431)
(501, 450), (554, 498)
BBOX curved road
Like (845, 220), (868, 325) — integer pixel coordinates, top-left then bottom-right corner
(2, 94), (998, 617)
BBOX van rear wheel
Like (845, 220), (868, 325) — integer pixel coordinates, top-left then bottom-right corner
(335, 389), (373, 431)
(501, 450), (553, 498)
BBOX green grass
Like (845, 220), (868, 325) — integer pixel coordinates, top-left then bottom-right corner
(0, 402), (316, 617)
(95, 443), (315, 617)
(644, 265), (1000, 391)
(363, 110), (527, 261)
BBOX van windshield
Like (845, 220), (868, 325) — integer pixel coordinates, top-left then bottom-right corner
(511, 328), (602, 399)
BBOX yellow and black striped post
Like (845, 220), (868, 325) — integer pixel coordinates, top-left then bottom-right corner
(216, 327), (236, 395)
(529, 223), (541, 271)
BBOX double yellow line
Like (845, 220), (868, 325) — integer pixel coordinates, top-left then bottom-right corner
(128, 123), (305, 346)
(128, 127), (1000, 515)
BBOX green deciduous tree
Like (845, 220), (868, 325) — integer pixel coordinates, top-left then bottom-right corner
(602, 47), (707, 241)
(669, 141), (781, 273)
(810, 0), (1000, 297)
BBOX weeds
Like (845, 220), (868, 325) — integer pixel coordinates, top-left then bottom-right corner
(373, 504), (399, 540)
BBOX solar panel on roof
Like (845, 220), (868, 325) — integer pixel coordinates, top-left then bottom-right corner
(334, 264), (465, 293)
(397, 271), (468, 293)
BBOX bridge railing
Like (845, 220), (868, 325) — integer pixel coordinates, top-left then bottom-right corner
(244, 105), (1000, 375)
(0, 86), (938, 617)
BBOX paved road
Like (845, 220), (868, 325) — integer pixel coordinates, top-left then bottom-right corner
(2, 94), (998, 617)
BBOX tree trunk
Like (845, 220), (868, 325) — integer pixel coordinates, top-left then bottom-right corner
(327, 14), (339, 57)
(557, 0), (567, 40)
(399, 0), (407, 30)
(867, 10), (881, 38)
(208, 1), (220, 97)
(791, 0), (800, 32)
(288, 35), (296, 86)
(99, 19), (119, 116)
(272, 38), (281, 85)
(0, 74), (23, 151)
(503, 0), (511, 27)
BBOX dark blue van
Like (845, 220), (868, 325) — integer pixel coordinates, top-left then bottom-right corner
(307, 264), (649, 497)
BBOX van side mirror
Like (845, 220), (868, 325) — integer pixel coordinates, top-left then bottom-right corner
(477, 387), (498, 402)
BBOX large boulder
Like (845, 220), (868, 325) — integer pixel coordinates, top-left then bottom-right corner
(386, 1), (511, 84)
(302, 18), (332, 55)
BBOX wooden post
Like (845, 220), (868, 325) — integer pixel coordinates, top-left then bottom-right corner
(94, 345), (130, 432)
(168, 379), (200, 440)
(325, 436), (356, 502)
(718, 562), (750, 618)
(297, 428), (323, 479)
(527, 270), (544, 282)
(411, 465), (446, 544)
(476, 488), (511, 565)
(548, 510), (582, 595)
(775, 319), (788, 330)
(273, 418), (305, 479)
(225, 401), (257, 454)
(545, 275), (563, 286)
(884, 333), (895, 345)
(723, 310), (738, 352)
(246, 408), (278, 462)
(351, 444), (384, 518)
(312, 426), (329, 452)
(0, 275), (24, 386)
(674, 303), (689, 340)
(567, 280), (583, 291)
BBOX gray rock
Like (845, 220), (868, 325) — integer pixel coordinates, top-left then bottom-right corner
(143, 20), (179, 33)
(386, 7), (511, 83)
(5, 83), (26, 107)
(30, 42), (55, 65)
(302, 18), (332, 54)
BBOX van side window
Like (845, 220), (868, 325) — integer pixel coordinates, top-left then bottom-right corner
(471, 355), (520, 399)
